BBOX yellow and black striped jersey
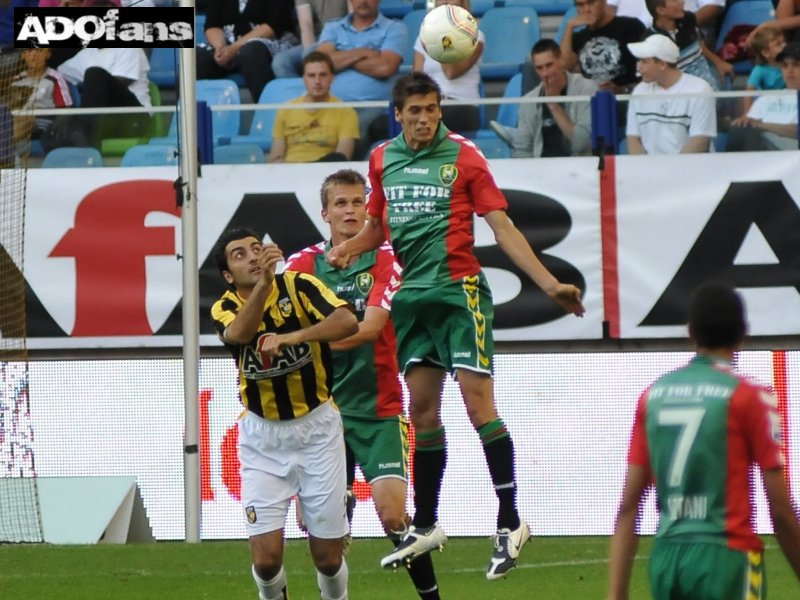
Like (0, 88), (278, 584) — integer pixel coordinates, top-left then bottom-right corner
(211, 271), (350, 420)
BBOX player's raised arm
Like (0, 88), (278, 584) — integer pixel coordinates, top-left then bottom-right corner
(326, 216), (386, 269)
(483, 209), (585, 316)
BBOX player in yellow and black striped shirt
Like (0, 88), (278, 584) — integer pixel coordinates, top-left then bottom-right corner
(211, 227), (357, 600)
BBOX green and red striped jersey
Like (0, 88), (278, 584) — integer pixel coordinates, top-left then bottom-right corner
(285, 241), (403, 419)
(366, 125), (507, 289)
(629, 354), (784, 552)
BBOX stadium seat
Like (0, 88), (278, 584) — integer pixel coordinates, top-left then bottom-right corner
(149, 48), (178, 89)
(479, 6), (541, 80)
(555, 6), (578, 43)
(120, 144), (179, 167)
(379, 0), (419, 18)
(41, 147), (103, 168)
(473, 136), (511, 158)
(213, 143), (265, 164)
(715, 0), (774, 75)
(499, 0), (572, 16)
(99, 82), (168, 157)
(470, 0), (497, 17)
(150, 78), (241, 146)
(401, 9), (427, 74)
(196, 12), (207, 46)
(228, 77), (307, 152)
(474, 72), (522, 138)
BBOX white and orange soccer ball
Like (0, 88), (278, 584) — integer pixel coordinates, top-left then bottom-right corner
(419, 4), (479, 64)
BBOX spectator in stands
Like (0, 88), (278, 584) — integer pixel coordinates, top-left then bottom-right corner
(272, 0), (350, 79)
(317, 0), (406, 102)
(741, 24), (786, 114)
(681, 0), (723, 44)
(412, 0), (484, 135)
(625, 34), (716, 153)
(492, 39), (597, 158)
(197, 0), (296, 102)
(608, 0), (652, 28)
(12, 48), (74, 152)
(728, 41), (799, 152)
(561, 0), (647, 93)
(56, 48), (151, 147)
(647, 0), (733, 90)
(773, 0), (800, 43)
(268, 51), (359, 163)
(316, 0), (406, 153)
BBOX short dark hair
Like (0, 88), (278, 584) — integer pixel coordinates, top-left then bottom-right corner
(645, 0), (664, 19)
(392, 72), (442, 111)
(320, 169), (367, 209)
(213, 227), (260, 277)
(531, 38), (561, 58)
(302, 50), (335, 75)
(688, 283), (747, 349)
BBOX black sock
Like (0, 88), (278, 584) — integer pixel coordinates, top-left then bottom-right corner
(479, 420), (520, 531)
(391, 537), (441, 600)
(412, 428), (446, 529)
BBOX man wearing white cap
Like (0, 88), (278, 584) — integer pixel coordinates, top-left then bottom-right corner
(625, 33), (716, 154)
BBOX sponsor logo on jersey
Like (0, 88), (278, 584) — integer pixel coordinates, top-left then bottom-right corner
(439, 164), (458, 187)
(356, 273), (374, 296)
(403, 167), (429, 175)
(242, 334), (313, 379)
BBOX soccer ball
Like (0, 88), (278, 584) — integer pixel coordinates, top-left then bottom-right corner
(419, 4), (479, 64)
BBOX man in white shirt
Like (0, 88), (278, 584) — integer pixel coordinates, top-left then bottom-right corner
(728, 41), (799, 151)
(57, 48), (151, 147)
(625, 34), (716, 154)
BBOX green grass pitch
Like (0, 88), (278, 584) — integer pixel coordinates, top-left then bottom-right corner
(0, 536), (795, 598)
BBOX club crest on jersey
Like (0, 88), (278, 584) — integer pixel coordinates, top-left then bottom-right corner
(439, 164), (458, 187)
(278, 297), (293, 318)
(246, 506), (257, 524)
(356, 272), (374, 296)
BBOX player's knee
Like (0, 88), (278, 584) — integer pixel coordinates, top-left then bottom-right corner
(252, 556), (283, 581)
(313, 552), (343, 576)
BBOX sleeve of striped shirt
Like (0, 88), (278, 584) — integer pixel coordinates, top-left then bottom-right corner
(628, 391), (651, 469)
(292, 272), (350, 323)
(738, 384), (784, 472)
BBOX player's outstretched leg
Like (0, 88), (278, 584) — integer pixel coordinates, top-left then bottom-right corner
(478, 418), (532, 579)
(380, 523), (448, 570)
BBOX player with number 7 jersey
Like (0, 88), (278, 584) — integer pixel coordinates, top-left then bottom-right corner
(609, 283), (800, 600)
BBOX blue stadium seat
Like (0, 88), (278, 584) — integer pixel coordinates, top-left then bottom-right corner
(555, 6), (578, 44)
(715, 0), (774, 75)
(474, 72), (522, 139)
(229, 78), (307, 152)
(473, 136), (511, 158)
(401, 9), (427, 74)
(120, 144), (179, 167)
(41, 147), (103, 168)
(379, 0), (419, 18)
(196, 12), (207, 46)
(499, 0), (572, 15)
(149, 48), (177, 88)
(479, 6), (541, 80)
(470, 0), (498, 17)
(150, 79), (241, 146)
(213, 143), (265, 164)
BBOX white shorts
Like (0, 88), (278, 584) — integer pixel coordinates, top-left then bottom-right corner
(238, 400), (348, 539)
